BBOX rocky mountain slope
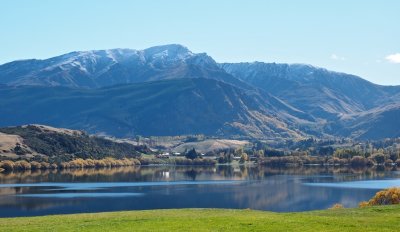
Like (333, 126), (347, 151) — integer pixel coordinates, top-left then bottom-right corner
(0, 44), (246, 89)
(221, 62), (400, 139)
(0, 78), (307, 139)
(221, 62), (400, 119)
(1, 44), (399, 140)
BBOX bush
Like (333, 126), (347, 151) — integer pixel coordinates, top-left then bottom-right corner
(358, 201), (369, 208)
(95, 160), (106, 168)
(350, 156), (367, 167)
(371, 153), (386, 165)
(59, 162), (70, 169)
(40, 162), (51, 169)
(0, 160), (15, 171)
(132, 158), (141, 165)
(329, 203), (344, 209)
(327, 157), (341, 166)
(363, 188), (400, 206)
(50, 163), (58, 169)
(239, 153), (248, 163)
(366, 158), (375, 166)
(30, 161), (42, 170)
(14, 160), (31, 170)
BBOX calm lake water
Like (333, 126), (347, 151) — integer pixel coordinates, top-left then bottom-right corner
(0, 166), (399, 217)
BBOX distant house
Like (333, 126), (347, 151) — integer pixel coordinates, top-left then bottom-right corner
(156, 152), (170, 159)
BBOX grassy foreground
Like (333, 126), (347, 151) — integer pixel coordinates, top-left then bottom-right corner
(1, 206), (400, 232)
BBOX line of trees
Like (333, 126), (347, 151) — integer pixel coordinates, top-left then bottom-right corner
(245, 140), (400, 167)
(0, 157), (141, 172)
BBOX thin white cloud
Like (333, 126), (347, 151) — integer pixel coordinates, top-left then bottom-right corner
(385, 53), (400, 63)
(330, 54), (346, 61)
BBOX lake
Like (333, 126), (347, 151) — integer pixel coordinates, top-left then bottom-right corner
(0, 166), (399, 217)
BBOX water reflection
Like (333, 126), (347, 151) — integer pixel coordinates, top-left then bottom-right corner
(19, 193), (144, 198)
(305, 179), (400, 189)
(0, 166), (398, 217)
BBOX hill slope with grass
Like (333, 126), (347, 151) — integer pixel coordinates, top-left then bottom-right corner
(0, 125), (147, 163)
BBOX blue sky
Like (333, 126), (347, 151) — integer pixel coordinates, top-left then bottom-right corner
(1, 0), (399, 85)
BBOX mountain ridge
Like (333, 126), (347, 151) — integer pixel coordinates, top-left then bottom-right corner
(0, 44), (249, 89)
(1, 44), (399, 140)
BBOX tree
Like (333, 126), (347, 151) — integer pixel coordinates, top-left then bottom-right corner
(0, 160), (15, 171)
(185, 148), (198, 160)
(350, 156), (367, 167)
(371, 153), (386, 165)
(256, 150), (264, 158)
(218, 152), (233, 164)
(239, 153), (248, 163)
(389, 152), (399, 163)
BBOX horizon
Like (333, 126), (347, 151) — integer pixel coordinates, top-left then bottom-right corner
(1, 0), (399, 85)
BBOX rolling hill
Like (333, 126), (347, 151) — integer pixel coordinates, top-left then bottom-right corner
(0, 124), (147, 162)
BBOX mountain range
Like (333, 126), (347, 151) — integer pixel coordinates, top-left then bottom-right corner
(0, 44), (399, 140)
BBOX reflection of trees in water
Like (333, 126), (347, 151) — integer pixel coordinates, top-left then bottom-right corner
(228, 175), (369, 211)
(0, 165), (396, 184)
(0, 195), (75, 212)
(0, 186), (77, 212)
(262, 166), (397, 180)
(184, 169), (197, 180)
(0, 165), (397, 214)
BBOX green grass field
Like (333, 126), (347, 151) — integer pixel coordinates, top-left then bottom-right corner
(1, 206), (399, 231)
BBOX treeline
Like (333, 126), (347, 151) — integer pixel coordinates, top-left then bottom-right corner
(0, 157), (141, 172)
(0, 156), (218, 172)
(205, 143), (400, 168)
(139, 156), (217, 166)
(0, 148), (219, 173)
(259, 156), (400, 167)
(243, 139), (400, 167)
(332, 149), (399, 166)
